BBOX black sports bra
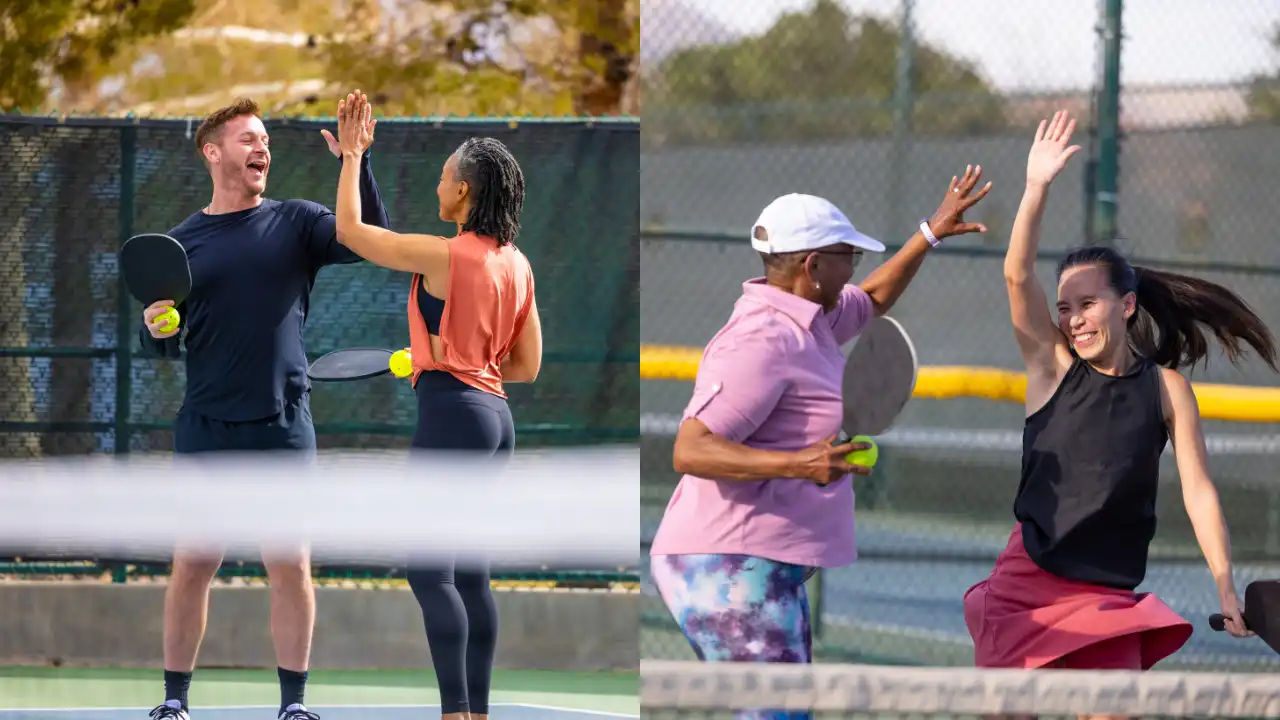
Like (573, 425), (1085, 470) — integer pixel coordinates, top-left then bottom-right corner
(417, 275), (445, 335)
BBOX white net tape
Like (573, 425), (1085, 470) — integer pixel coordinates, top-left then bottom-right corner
(640, 661), (1280, 718)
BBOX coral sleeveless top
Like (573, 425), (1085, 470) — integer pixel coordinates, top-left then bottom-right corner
(406, 232), (535, 398)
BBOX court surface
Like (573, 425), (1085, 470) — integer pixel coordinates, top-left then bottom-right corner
(0, 668), (638, 719)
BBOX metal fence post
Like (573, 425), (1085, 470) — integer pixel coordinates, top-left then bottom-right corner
(886, 0), (915, 240)
(115, 124), (136, 455)
(1092, 0), (1123, 246)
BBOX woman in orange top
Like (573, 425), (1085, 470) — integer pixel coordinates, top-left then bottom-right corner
(333, 92), (542, 720)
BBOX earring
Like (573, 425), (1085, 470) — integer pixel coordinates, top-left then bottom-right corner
(815, 282), (821, 291)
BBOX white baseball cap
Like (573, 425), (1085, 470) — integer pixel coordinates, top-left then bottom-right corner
(750, 193), (885, 254)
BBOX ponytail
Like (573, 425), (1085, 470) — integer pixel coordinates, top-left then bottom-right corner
(1057, 247), (1278, 372)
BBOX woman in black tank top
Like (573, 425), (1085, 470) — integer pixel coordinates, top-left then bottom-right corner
(963, 111), (1278, 671)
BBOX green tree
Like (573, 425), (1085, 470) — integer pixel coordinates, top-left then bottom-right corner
(0, 0), (198, 111)
(315, 0), (637, 117)
(2, 0), (638, 118)
(1246, 24), (1280, 122)
(645, 0), (1006, 145)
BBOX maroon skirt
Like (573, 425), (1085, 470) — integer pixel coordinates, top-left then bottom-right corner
(963, 524), (1193, 669)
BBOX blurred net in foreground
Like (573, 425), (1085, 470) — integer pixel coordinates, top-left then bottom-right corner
(0, 449), (640, 714)
(639, 660), (1280, 719)
(0, 448), (639, 571)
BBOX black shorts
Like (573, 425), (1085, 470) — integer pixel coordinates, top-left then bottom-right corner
(173, 395), (316, 455)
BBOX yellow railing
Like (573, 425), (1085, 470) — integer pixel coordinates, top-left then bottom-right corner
(640, 344), (1280, 423)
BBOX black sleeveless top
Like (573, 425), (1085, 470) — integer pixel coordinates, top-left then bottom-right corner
(1014, 355), (1168, 590)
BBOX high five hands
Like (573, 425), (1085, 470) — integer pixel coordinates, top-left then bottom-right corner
(926, 164), (993, 243)
(1026, 110), (1083, 188)
(320, 89), (378, 158)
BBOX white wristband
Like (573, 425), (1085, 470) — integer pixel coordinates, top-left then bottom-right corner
(920, 219), (941, 247)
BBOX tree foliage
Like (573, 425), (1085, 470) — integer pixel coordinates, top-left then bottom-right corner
(0, 0), (199, 110)
(644, 0), (1007, 146)
(1246, 24), (1280, 123)
(0, 0), (639, 117)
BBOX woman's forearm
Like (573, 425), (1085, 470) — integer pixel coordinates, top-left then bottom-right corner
(673, 432), (803, 482)
(1005, 184), (1048, 281)
(336, 150), (364, 242)
(859, 232), (932, 314)
(1185, 482), (1236, 593)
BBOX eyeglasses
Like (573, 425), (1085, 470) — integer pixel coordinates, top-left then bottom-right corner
(810, 250), (863, 268)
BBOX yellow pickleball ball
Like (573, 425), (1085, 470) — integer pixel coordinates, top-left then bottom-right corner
(845, 435), (879, 468)
(389, 349), (413, 378)
(156, 307), (180, 334)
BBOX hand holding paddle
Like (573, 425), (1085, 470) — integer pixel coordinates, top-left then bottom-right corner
(119, 233), (191, 343)
(1209, 580), (1278, 652)
(1214, 597), (1250, 638)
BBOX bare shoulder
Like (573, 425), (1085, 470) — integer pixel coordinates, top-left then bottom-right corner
(1156, 366), (1199, 425)
(1158, 366), (1193, 398)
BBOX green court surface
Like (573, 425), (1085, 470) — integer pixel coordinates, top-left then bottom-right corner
(0, 667), (637, 715)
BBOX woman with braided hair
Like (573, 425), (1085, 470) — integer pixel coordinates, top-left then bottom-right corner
(333, 92), (542, 719)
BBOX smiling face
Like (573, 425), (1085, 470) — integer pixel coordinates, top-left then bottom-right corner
(193, 98), (270, 202)
(1055, 263), (1136, 362)
(205, 114), (270, 197)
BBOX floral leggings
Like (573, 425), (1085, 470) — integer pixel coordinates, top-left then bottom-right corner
(650, 553), (815, 720)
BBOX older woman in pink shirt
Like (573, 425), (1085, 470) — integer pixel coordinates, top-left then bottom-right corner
(649, 167), (992, 684)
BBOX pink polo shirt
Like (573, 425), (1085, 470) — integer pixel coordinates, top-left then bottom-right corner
(649, 278), (876, 569)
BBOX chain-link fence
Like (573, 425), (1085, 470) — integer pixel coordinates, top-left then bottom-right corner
(640, 0), (1280, 671)
(0, 116), (640, 459)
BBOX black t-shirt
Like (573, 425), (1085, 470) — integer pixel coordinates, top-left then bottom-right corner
(139, 153), (390, 422)
(1015, 355), (1169, 590)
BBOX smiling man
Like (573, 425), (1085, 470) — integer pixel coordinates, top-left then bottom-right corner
(137, 95), (391, 720)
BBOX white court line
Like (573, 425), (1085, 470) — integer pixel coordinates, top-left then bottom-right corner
(0, 702), (637, 717)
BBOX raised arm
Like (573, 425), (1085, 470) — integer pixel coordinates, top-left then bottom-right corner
(306, 122), (393, 270)
(859, 165), (992, 316)
(1006, 111), (1079, 384)
(1160, 368), (1251, 638)
(331, 92), (451, 275)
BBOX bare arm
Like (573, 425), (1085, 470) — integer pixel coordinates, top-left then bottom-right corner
(332, 91), (450, 275)
(1161, 368), (1250, 637)
(1007, 112), (1080, 381)
(673, 419), (807, 481)
(860, 165), (992, 316)
(336, 149), (451, 274)
(501, 298), (543, 383)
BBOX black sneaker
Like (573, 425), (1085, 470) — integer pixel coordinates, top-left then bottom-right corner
(278, 704), (321, 720)
(148, 701), (189, 719)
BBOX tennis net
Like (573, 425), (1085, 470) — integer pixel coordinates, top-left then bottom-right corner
(640, 660), (1280, 719)
(0, 448), (640, 715)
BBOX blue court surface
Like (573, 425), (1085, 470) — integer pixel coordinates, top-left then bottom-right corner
(0, 703), (638, 719)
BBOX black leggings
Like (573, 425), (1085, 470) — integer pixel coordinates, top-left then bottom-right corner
(409, 371), (514, 715)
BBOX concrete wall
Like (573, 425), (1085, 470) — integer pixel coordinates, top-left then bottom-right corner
(0, 583), (638, 671)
